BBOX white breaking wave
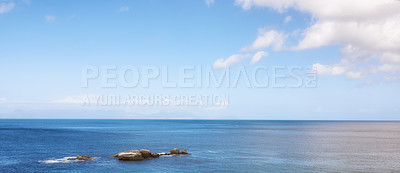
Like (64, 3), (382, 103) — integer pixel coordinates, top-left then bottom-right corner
(158, 152), (173, 157)
(38, 157), (81, 164)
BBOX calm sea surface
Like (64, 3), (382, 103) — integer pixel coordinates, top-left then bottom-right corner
(0, 120), (399, 172)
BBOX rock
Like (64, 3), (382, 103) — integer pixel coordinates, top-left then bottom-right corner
(76, 155), (94, 160)
(169, 148), (189, 155)
(140, 149), (152, 158)
(117, 151), (143, 161)
(113, 150), (144, 161)
(113, 148), (189, 161)
(180, 149), (189, 155)
(112, 150), (139, 158)
(67, 155), (93, 161)
(170, 148), (180, 154)
(151, 153), (160, 158)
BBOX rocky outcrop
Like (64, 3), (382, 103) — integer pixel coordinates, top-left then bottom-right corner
(170, 148), (189, 155)
(140, 149), (152, 158)
(151, 153), (160, 158)
(180, 149), (189, 155)
(170, 148), (180, 154)
(112, 150), (139, 158)
(112, 148), (189, 161)
(67, 155), (94, 161)
(117, 150), (144, 161)
(113, 149), (161, 161)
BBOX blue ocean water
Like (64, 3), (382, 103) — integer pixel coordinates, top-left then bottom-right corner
(1, 120), (400, 172)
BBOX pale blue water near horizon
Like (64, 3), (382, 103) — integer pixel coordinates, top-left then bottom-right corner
(1, 120), (400, 172)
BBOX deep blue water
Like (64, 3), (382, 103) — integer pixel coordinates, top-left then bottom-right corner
(1, 120), (400, 172)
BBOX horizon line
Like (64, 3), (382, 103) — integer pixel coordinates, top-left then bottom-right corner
(1, 118), (400, 121)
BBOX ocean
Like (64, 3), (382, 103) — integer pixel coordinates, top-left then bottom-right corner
(0, 120), (399, 172)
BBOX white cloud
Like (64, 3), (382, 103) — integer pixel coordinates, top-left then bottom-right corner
(205, 0), (215, 6)
(45, 15), (56, 22)
(0, 98), (7, 104)
(382, 76), (400, 82)
(213, 51), (267, 69)
(378, 64), (400, 73)
(313, 61), (366, 79)
(0, 1), (14, 13)
(313, 63), (346, 76)
(294, 19), (400, 52)
(381, 52), (400, 64)
(235, 0), (400, 82)
(213, 54), (251, 69)
(241, 28), (286, 51)
(284, 16), (291, 23)
(119, 6), (129, 12)
(346, 71), (363, 79)
(250, 51), (268, 65)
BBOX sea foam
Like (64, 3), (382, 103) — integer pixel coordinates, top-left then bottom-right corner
(38, 157), (80, 164)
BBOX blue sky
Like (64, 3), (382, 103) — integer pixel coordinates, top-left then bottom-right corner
(0, 0), (399, 119)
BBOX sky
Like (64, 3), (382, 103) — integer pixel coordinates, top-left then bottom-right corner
(0, 0), (399, 119)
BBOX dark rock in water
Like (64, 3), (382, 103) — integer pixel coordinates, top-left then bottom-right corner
(140, 149), (152, 158)
(67, 155), (93, 161)
(180, 149), (189, 155)
(169, 148), (189, 155)
(151, 153), (160, 158)
(113, 148), (189, 161)
(76, 155), (94, 160)
(170, 148), (180, 154)
(117, 150), (144, 161)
